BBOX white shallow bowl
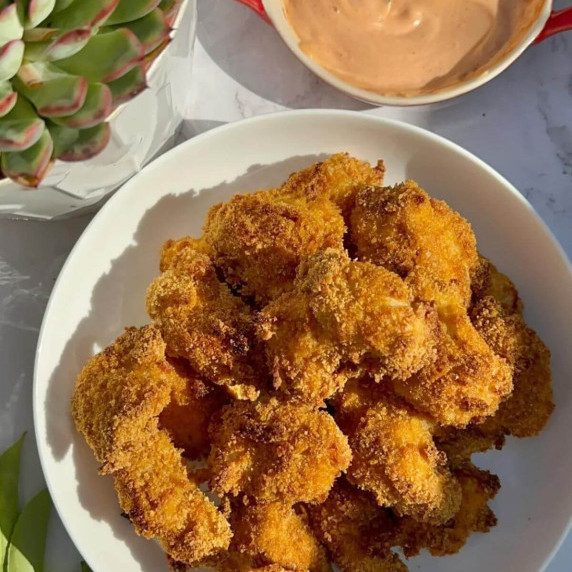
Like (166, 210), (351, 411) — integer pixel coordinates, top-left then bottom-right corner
(34, 110), (572, 572)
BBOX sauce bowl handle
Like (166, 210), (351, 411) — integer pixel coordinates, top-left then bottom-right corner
(232, 0), (271, 23)
(535, 7), (572, 42)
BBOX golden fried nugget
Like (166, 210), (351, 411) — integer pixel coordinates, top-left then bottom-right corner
(258, 249), (438, 405)
(276, 153), (385, 220)
(350, 182), (479, 310)
(436, 296), (553, 463)
(208, 397), (351, 504)
(147, 239), (266, 400)
(398, 463), (500, 557)
(393, 310), (514, 427)
(72, 326), (231, 563)
(159, 360), (229, 460)
(472, 296), (553, 437)
(203, 190), (345, 304)
(308, 479), (407, 572)
(230, 501), (331, 572)
(335, 379), (461, 524)
(471, 256), (523, 314)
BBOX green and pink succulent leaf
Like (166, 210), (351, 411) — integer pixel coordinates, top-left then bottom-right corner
(160, 0), (182, 25)
(14, 61), (88, 116)
(0, 40), (25, 82)
(105, 0), (161, 25)
(106, 8), (170, 55)
(52, 0), (76, 13)
(0, 95), (44, 151)
(0, 0), (182, 187)
(1, 125), (54, 186)
(51, 82), (112, 128)
(47, 121), (78, 156)
(0, 4), (24, 45)
(16, 0), (57, 29)
(47, 0), (120, 29)
(56, 28), (144, 82)
(58, 121), (110, 161)
(23, 27), (60, 42)
(0, 81), (17, 117)
(24, 29), (91, 61)
(107, 65), (146, 106)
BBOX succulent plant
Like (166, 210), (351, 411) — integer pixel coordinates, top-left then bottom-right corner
(0, 0), (182, 187)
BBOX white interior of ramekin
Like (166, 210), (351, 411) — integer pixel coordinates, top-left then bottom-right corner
(262, 0), (553, 106)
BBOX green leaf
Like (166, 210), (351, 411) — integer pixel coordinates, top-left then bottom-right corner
(15, 0), (56, 29)
(0, 40), (24, 83)
(47, 0), (119, 29)
(0, 96), (44, 152)
(1, 126), (54, 187)
(6, 489), (51, 572)
(0, 5), (24, 46)
(0, 434), (25, 572)
(105, 0), (161, 25)
(0, 81), (17, 118)
(13, 62), (88, 117)
(107, 64), (146, 106)
(55, 29), (144, 83)
(58, 122), (110, 161)
(106, 8), (170, 55)
(47, 121), (78, 157)
(80, 563), (93, 572)
(50, 83), (112, 129)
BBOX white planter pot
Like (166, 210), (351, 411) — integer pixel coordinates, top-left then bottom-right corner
(0, 0), (197, 220)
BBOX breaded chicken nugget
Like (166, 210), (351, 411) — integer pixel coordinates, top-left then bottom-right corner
(258, 250), (438, 405)
(471, 256), (523, 314)
(393, 310), (514, 427)
(147, 238), (266, 400)
(350, 182), (479, 310)
(230, 501), (331, 571)
(471, 296), (553, 437)
(335, 379), (461, 524)
(436, 296), (553, 462)
(72, 326), (231, 563)
(159, 360), (229, 460)
(202, 190), (345, 305)
(308, 479), (407, 572)
(398, 463), (500, 557)
(208, 397), (351, 504)
(276, 153), (385, 221)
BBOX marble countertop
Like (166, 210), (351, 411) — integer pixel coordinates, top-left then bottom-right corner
(0, 0), (570, 569)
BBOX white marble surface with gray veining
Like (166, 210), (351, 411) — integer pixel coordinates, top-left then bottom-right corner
(0, 0), (570, 569)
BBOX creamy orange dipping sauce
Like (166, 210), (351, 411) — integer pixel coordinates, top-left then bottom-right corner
(283, 0), (544, 96)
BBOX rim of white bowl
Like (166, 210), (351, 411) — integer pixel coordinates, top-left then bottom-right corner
(262, 0), (553, 107)
(0, 0), (195, 190)
(33, 109), (572, 572)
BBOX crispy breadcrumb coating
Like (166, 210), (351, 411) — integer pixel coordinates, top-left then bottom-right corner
(258, 249), (438, 405)
(471, 256), (523, 314)
(147, 238), (266, 400)
(203, 190), (345, 304)
(397, 463), (500, 557)
(334, 379), (461, 524)
(159, 360), (229, 460)
(349, 183), (512, 426)
(392, 310), (514, 427)
(230, 501), (331, 571)
(350, 182), (479, 310)
(308, 479), (407, 572)
(275, 153), (385, 221)
(72, 326), (231, 563)
(208, 397), (351, 504)
(437, 296), (553, 462)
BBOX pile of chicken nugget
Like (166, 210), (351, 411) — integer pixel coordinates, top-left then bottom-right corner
(72, 154), (554, 572)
